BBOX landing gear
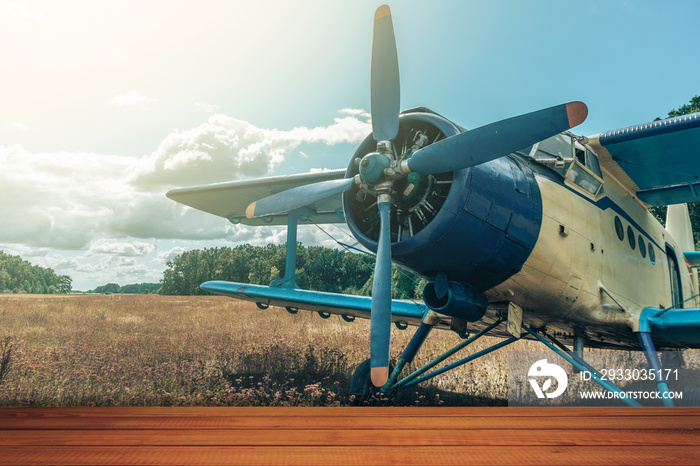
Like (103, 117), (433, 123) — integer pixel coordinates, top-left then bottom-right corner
(348, 312), (519, 404)
(346, 311), (693, 407)
(348, 359), (377, 400)
(348, 359), (395, 404)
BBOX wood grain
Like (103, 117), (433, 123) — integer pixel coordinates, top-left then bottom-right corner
(1, 407), (698, 465)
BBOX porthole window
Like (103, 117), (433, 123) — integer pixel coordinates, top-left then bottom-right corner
(649, 244), (656, 264)
(627, 226), (635, 250)
(639, 236), (646, 258)
(614, 216), (624, 241)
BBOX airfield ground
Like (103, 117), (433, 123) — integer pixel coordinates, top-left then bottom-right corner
(0, 293), (538, 407)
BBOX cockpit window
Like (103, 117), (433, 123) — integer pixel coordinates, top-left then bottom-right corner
(566, 159), (603, 195)
(529, 133), (604, 195)
(574, 141), (603, 178)
(530, 134), (574, 178)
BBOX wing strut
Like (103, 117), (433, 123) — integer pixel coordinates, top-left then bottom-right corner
(270, 211), (300, 289)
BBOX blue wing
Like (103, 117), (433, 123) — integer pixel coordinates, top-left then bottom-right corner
(589, 112), (700, 206)
(201, 280), (427, 326)
(201, 280), (509, 335)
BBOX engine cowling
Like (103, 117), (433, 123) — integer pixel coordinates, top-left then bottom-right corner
(343, 109), (543, 293)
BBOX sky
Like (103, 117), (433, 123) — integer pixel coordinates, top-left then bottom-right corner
(2, 0), (700, 291)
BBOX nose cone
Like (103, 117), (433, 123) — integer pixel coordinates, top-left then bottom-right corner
(359, 152), (391, 184)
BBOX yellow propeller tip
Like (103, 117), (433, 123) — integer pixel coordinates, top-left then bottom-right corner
(371, 366), (389, 388)
(245, 202), (256, 219)
(566, 101), (588, 128)
(375, 4), (391, 20)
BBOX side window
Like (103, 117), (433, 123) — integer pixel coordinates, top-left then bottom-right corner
(614, 216), (624, 241)
(584, 148), (602, 178)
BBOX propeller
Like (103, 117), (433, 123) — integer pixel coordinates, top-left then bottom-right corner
(403, 101), (587, 175)
(247, 100), (587, 219)
(245, 4), (589, 388)
(371, 4), (400, 142)
(370, 198), (393, 387)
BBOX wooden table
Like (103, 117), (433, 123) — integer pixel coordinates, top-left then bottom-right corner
(1, 407), (698, 465)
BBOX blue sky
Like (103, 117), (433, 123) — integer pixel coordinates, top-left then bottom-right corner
(1, 0), (699, 290)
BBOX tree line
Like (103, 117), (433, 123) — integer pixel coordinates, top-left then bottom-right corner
(90, 283), (162, 294)
(0, 251), (72, 294)
(159, 243), (427, 300)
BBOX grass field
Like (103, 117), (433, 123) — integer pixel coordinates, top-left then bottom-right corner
(0, 293), (543, 407)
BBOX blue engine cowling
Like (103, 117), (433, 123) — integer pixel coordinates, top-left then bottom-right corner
(343, 109), (543, 298)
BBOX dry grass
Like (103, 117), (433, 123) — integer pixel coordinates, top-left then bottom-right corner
(0, 294), (541, 407)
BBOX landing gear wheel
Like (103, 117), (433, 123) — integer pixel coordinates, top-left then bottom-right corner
(348, 359), (375, 401)
(347, 359), (395, 404)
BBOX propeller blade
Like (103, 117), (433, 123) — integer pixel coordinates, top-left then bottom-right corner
(370, 200), (393, 387)
(406, 101), (588, 174)
(246, 177), (356, 219)
(371, 4), (400, 142)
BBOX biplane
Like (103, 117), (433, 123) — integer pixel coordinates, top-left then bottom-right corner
(167, 5), (700, 406)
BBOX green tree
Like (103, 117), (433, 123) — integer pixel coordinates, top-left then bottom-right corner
(159, 243), (424, 297)
(58, 275), (72, 294)
(667, 95), (700, 119)
(93, 283), (121, 294)
(0, 251), (72, 294)
(358, 264), (425, 300)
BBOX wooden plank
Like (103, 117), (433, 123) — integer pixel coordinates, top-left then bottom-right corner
(2, 414), (698, 430)
(0, 446), (698, 466)
(1, 408), (698, 466)
(1, 428), (699, 447)
(2, 407), (699, 418)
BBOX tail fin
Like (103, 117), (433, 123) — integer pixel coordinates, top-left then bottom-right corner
(666, 204), (695, 252)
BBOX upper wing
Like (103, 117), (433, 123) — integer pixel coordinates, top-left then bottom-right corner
(587, 112), (700, 206)
(166, 169), (348, 226)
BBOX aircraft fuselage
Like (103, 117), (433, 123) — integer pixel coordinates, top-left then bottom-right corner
(344, 111), (698, 349)
(492, 140), (697, 348)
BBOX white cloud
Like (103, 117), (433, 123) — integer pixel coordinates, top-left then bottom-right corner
(89, 240), (154, 257)
(108, 91), (157, 111)
(133, 110), (371, 188)
(3, 121), (28, 131)
(195, 102), (221, 114)
(153, 246), (187, 264)
(0, 1), (39, 19)
(0, 145), (135, 249)
(339, 108), (371, 120)
(41, 254), (81, 272)
(0, 110), (371, 251)
(133, 114), (284, 188)
(282, 114), (372, 146)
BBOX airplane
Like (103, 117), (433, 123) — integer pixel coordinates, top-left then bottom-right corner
(167, 5), (700, 406)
